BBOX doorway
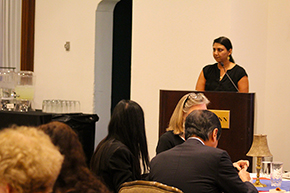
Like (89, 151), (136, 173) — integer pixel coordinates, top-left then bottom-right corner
(94, 0), (132, 146)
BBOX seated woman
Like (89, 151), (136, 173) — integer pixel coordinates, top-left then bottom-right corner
(156, 92), (209, 154)
(90, 100), (150, 193)
(0, 126), (64, 193)
(39, 121), (110, 193)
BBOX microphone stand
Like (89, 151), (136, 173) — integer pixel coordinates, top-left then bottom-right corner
(220, 62), (239, 92)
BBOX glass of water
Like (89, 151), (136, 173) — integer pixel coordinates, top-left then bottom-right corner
(270, 161), (283, 187)
(261, 157), (273, 178)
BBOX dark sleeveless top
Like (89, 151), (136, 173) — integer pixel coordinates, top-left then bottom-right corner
(156, 130), (184, 155)
(203, 63), (247, 92)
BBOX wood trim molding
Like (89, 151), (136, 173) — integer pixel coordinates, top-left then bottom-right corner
(21, 0), (35, 71)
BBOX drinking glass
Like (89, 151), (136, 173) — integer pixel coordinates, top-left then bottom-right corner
(42, 100), (50, 112)
(60, 100), (66, 113)
(262, 157), (273, 178)
(67, 100), (72, 113)
(270, 162), (283, 187)
(70, 100), (76, 113)
(75, 101), (80, 112)
(46, 100), (52, 113)
(50, 100), (57, 113)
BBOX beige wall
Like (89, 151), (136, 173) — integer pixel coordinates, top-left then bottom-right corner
(132, 0), (290, 169)
(34, 0), (290, 170)
(34, 0), (100, 113)
(265, 1), (290, 167)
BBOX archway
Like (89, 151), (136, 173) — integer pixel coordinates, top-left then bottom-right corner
(94, 0), (132, 147)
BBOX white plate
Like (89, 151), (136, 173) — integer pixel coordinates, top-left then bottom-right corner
(282, 173), (290, 179)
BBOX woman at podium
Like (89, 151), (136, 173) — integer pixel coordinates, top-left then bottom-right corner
(195, 36), (249, 93)
(156, 93), (209, 154)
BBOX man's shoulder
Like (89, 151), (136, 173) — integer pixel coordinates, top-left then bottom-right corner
(152, 143), (180, 161)
(155, 139), (228, 158)
(184, 139), (229, 156)
(203, 144), (228, 156)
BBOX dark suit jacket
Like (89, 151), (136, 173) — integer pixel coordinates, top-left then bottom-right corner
(149, 138), (258, 193)
(90, 139), (139, 193)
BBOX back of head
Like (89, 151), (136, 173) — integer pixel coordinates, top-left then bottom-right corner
(185, 110), (222, 141)
(108, 100), (145, 143)
(167, 93), (210, 135)
(39, 121), (87, 167)
(108, 100), (148, 161)
(0, 126), (64, 193)
(91, 100), (149, 178)
(39, 121), (110, 193)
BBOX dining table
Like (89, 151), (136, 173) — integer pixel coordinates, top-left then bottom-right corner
(251, 173), (290, 193)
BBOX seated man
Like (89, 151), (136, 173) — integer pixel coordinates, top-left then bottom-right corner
(149, 110), (257, 193)
(0, 126), (64, 193)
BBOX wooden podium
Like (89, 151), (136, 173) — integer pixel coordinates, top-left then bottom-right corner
(159, 90), (255, 170)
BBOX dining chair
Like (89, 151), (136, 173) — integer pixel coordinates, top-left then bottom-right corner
(118, 180), (183, 193)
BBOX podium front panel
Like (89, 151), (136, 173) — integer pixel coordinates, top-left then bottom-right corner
(159, 90), (255, 171)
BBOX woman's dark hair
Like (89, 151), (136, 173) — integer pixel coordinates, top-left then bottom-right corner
(38, 121), (110, 193)
(90, 100), (150, 178)
(213, 36), (235, 63)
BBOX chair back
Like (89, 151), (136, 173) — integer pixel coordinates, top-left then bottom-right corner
(118, 180), (183, 193)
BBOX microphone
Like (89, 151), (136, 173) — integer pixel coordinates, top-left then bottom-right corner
(220, 62), (239, 92)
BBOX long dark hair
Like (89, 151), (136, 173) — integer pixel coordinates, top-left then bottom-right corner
(213, 36), (235, 63)
(39, 121), (110, 193)
(91, 100), (150, 177)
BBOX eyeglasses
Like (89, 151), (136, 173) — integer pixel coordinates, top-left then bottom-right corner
(183, 93), (205, 108)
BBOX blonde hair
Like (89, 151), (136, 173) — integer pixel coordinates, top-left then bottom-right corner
(166, 93), (210, 135)
(0, 126), (64, 193)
